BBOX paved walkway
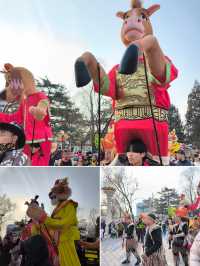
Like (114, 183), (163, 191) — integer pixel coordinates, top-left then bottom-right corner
(101, 237), (185, 266)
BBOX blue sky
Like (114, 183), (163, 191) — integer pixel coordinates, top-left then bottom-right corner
(0, 0), (199, 120)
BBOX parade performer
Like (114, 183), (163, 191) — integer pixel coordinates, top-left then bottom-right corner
(26, 177), (81, 266)
(121, 215), (141, 265)
(75, 0), (178, 165)
(0, 64), (52, 166)
(172, 216), (189, 266)
(142, 213), (167, 266)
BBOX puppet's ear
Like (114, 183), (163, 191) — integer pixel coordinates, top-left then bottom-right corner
(4, 63), (14, 72)
(116, 11), (125, 19)
(146, 4), (160, 17)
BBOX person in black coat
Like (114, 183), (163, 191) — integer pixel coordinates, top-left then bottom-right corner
(121, 216), (141, 265)
(142, 213), (167, 266)
(172, 216), (189, 266)
(20, 235), (52, 266)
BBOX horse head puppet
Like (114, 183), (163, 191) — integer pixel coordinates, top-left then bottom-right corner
(116, 0), (160, 46)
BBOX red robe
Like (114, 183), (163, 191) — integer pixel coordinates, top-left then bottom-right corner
(94, 56), (178, 161)
(0, 91), (52, 166)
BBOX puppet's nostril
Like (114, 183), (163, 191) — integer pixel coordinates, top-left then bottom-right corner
(138, 19), (141, 22)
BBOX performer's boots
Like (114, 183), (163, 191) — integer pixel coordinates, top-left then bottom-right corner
(122, 252), (130, 264)
(134, 255), (141, 265)
(119, 44), (139, 75)
(121, 259), (130, 264)
(74, 60), (91, 87)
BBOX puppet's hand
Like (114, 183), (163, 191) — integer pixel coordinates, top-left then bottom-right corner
(29, 106), (46, 120)
(75, 52), (107, 87)
(26, 206), (47, 222)
(132, 35), (157, 53)
(79, 52), (97, 69)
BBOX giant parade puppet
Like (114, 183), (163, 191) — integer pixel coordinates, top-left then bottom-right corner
(0, 64), (52, 166)
(75, 0), (178, 165)
(26, 177), (81, 266)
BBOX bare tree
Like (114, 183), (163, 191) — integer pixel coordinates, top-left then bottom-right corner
(181, 167), (200, 203)
(89, 208), (99, 227)
(79, 84), (112, 150)
(0, 194), (16, 228)
(102, 167), (139, 219)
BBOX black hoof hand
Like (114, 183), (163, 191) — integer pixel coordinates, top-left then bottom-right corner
(119, 44), (139, 75)
(74, 60), (91, 87)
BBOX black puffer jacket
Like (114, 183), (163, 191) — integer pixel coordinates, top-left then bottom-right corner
(144, 225), (162, 257)
(21, 235), (52, 266)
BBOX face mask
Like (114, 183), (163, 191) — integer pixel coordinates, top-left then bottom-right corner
(0, 143), (15, 153)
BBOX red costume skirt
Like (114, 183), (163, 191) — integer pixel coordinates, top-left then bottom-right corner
(114, 119), (168, 156)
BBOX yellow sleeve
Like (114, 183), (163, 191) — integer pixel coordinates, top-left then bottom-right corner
(31, 223), (40, 236)
(43, 203), (77, 230)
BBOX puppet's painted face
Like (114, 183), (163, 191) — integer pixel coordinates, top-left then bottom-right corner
(121, 9), (147, 44)
(117, 4), (160, 46)
(9, 67), (35, 96)
(9, 78), (24, 98)
(2, 69), (21, 102)
(49, 192), (59, 206)
(49, 178), (72, 205)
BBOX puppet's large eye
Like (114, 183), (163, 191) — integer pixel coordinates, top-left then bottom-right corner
(138, 13), (147, 22)
(124, 13), (130, 20)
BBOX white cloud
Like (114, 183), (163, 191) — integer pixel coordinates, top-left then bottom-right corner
(1, 196), (28, 237)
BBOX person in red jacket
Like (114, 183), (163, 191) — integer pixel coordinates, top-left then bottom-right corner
(75, 0), (178, 165)
(0, 64), (52, 166)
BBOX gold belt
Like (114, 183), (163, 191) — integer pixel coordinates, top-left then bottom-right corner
(115, 106), (168, 122)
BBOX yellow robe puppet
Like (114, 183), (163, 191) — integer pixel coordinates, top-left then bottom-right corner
(27, 178), (81, 266)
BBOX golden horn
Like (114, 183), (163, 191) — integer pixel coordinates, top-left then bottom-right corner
(131, 0), (142, 8)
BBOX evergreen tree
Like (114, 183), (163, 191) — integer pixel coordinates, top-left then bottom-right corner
(153, 187), (179, 216)
(185, 80), (200, 148)
(36, 77), (88, 146)
(168, 104), (185, 142)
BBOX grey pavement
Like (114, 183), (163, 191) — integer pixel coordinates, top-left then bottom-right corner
(101, 236), (185, 266)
